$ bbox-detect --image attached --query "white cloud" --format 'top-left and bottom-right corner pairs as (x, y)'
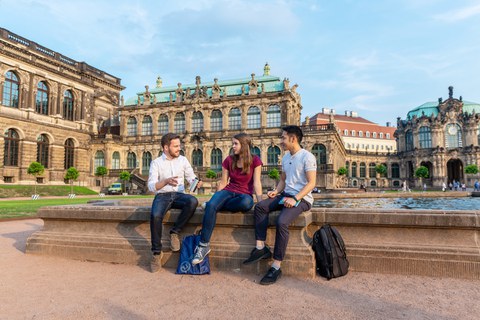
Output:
(434, 3), (480, 22)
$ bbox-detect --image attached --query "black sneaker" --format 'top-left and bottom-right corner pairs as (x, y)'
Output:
(242, 246), (272, 265)
(260, 267), (282, 285)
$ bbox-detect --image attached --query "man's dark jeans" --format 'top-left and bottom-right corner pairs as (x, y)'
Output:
(150, 192), (198, 254)
(254, 193), (311, 261)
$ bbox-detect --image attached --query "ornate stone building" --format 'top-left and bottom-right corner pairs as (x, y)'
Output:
(0, 28), (123, 185)
(91, 64), (346, 190)
(395, 86), (480, 187)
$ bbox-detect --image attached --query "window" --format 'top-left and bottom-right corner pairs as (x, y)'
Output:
(211, 109), (223, 131)
(192, 149), (203, 167)
(250, 146), (261, 158)
(351, 130), (356, 136)
(63, 90), (74, 121)
(142, 116), (153, 135)
(369, 163), (376, 178)
(112, 152), (120, 169)
(346, 161), (350, 177)
(267, 146), (281, 165)
(158, 115), (169, 134)
(418, 126), (432, 149)
(351, 162), (357, 178)
(386, 133), (390, 139)
(359, 162), (366, 178)
(311, 144), (327, 165)
(247, 106), (261, 129)
(37, 134), (49, 168)
(391, 163), (400, 178)
(366, 131), (370, 138)
(94, 151), (105, 171)
(210, 148), (223, 171)
(127, 117), (137, 136)
(359, 131), (363, 137)
(4, 129), (19, 166)
(344, 129), (348, 136)
(373, 132), (377, 138)
(142, 152), (152, 175)
(64, 138), (75, 169)
(379, 133), (384, 139)
(192, 111), (204, 132)
(228, 108), (241, 130)
(36, 81), (49, 115)
(2, 71), (19, 108)
(174, 112), (185, 133)
(266, 105), (281, 128)
(405, 130), (414, 151)
(127, 152), (136, 169)
(445, 123), (462, 148)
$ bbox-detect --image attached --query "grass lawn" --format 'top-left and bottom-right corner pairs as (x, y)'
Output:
(0, 185), (98, 198)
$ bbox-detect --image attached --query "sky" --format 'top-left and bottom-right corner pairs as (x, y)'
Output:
(1, 0), (480, 126)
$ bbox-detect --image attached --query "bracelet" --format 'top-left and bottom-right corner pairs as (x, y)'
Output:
(292, 196), (299, 202)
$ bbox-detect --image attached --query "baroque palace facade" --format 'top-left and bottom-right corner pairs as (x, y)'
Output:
(0, 28), (123, 185)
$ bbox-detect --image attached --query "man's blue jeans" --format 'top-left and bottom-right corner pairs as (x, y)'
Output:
(150, 192), (198, 254)
(200, 190), (254, 243)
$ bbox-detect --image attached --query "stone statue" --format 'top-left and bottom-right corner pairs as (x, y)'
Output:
(175, 83), (183, 102)
(156, 76), (162, 88)
(448, 86), (453, 99)
(120, 95), (124, 107)
(261, 83), (265, 93)
(263, 62), (270, 76)
(241, 85), (245, 95)
(169, 92), (173, 102)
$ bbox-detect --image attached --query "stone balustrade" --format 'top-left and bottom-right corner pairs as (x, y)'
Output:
(26, 199), (480, 279)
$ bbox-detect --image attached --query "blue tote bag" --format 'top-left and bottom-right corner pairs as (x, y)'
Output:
(176, 234), (210, 275)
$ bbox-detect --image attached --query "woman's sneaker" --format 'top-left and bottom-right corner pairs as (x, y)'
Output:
(192, 244), (210, 265)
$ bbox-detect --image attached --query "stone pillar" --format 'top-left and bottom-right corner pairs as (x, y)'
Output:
(185, 110), (192, 133)
(136, 115), (142, 136)
(260, 104), (267, 128)
(168, 112), (175, 133)
(241, 105), (248, 129)
(151, 112), (159, 135)
(203, 109), (211, 132)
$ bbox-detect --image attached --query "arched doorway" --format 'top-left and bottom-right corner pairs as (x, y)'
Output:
(420, 161), (433, 186)
(447, 159), (463, 184)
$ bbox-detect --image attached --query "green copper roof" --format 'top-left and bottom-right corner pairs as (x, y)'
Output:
(125, 75), (285, 106)
(406, 100), (480, 119)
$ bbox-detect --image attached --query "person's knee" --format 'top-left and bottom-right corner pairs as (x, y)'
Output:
(187, 196), (199, 209)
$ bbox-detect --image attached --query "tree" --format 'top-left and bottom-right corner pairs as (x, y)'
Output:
(206, 169), (217, 193)
(27, 162), (45, 196)
(375, 164), (387, 177)
(415, 166), (429, 188)
(465, 164), (479, 175)
(64, 167), (80, 195)
(95, 166), (108, 191)
(119, 171), (131, 194)
(337, 167), (347, 176)
(268, 168), (280, 189)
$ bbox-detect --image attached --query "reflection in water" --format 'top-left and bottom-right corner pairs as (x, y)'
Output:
(313, 197), (480, 210)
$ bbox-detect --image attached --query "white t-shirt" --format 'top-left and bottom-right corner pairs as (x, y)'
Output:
(281, 149), (317, 205)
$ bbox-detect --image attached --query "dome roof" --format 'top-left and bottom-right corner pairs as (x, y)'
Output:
(406, 100), (480, 119)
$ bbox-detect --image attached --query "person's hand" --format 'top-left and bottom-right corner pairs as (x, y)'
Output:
(283, 197), (297, 208)
(267, 190), (278, 198)
(165, 176), (179, 186)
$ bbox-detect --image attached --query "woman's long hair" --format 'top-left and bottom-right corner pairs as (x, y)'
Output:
(231, 133), (253, 174)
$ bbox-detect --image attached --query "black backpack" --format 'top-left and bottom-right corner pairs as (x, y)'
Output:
(312, 224), (349, 280)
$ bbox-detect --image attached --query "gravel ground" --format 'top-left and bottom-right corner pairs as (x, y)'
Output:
(1, 219), (478, 320)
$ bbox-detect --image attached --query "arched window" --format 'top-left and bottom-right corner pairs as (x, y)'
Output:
(266, 105), (281, 128)
(142, 116), (153, 135)
(174, 112), (185, 133)
(445, 123), (462, 148)
(351, 162), (357, 178)
(211, 109), (223, 131)
(366, 131), (370, 138)
(311, 144), (327, 165)
(127, 152), (136, 169)
(351, 130), (356, 137)
(192, 149), (203, 167)
(391, 163), (400, 178)
(380, 163), (388, 177)
(250, 146), (261, 158)
(2, 71), (19, 108)
(247, 106), (261, 129)
(359, 131), (363, 137)
(418, 126), (431, 148)
(127, 117), (137, 136)
(369, 163), (376, 178)
(63, 90), (74, 121)
(359, 162), (366, 178)
(386, 133), (390, 139)
(142, 152), (152, 175)
(158, 115), (169, 134)
(64, 138), (75, 169)
(210, 148), (223, 171)
(344, 129), (348, 136)
(373, 132), (377, 138)
(37, 134), (49, 168)
(228, 108), (241, 130)
(267, 146), (281, 165)
(405, 130), (414, 151)
(192, 111), (204, 132)
(94, 151), (105, 171)
(112, 151), (120, 169)
(36, 81), (49, 115)
(4, 129), (19, 166)
(379, 133), (384, 138)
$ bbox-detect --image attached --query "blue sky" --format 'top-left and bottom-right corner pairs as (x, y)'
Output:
(1, 0), (479, 125)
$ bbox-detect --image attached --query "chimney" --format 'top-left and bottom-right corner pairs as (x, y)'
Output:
(322, 108), (330, 114)
(351, 111), (358, 117)
(386, 122), (391, 127)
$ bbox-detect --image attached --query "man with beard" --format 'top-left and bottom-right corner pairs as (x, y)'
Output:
(147, 133), (202, 273)
(243, 125), (317, 285)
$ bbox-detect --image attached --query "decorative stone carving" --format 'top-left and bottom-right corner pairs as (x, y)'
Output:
(248, 73), (258, 95)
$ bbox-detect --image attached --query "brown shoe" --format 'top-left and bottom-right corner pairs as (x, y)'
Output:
(150, 252), (162, 273)
(170, 233), (181, 252)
